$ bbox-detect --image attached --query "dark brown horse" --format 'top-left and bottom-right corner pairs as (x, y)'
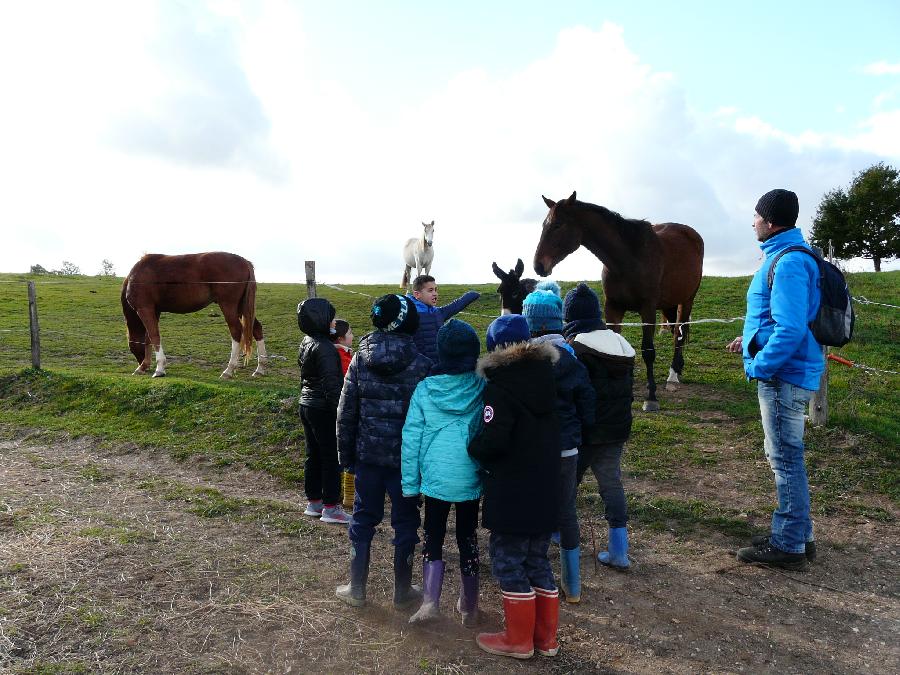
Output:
(492, 258), (537, 315)
(534, 192), (704, 411)
(121, 252), (267, 378)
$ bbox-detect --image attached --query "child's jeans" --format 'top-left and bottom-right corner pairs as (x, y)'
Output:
(558, 453), (580, 549)
(299, 405), (341, 505)
(422, 496), (479, 576)
(349, 462), (420, 548)
(577, 442), (627, 528)
(489, 532), (556, 593)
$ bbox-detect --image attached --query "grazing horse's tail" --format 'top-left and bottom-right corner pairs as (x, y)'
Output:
(120, 278), (146, 363)
(239, 271), (257, 364)
(401, 266), (410, 290)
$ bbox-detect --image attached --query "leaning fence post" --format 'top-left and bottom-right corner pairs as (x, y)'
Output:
(305, 261), (317, 299)
(27, 281), (41, 370)
(809, 243), (830, 427)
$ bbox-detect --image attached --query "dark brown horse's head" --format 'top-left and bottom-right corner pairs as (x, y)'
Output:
(534, 191), (583, 277)
(492, 258), (536, 315)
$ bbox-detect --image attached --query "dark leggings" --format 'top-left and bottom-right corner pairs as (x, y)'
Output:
(422, 496), (480, 576)
(299, 405), (341, 505)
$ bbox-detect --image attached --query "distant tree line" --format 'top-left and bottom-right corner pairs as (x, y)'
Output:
(29, 259), (116, 277)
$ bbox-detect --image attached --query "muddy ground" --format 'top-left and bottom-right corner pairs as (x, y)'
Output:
(1, 433), (897, 674)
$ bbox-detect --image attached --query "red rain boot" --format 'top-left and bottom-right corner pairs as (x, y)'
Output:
(475, 590), (535, 659)
(533, 587), (559, 657)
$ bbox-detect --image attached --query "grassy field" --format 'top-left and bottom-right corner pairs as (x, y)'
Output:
(1, 270), (898, 673)
(1, 270), (897, 487)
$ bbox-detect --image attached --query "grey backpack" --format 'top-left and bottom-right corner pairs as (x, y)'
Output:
(767, 246), (855, 347)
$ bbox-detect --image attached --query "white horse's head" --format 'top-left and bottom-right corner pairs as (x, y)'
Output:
(422, 221), (434, 247)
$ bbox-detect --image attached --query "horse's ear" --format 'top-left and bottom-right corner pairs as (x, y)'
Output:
(514, 259), (524, 277)
(492, 262), (507, 281)
(568, 191), (577, 202)
(542, 195), (556, 209)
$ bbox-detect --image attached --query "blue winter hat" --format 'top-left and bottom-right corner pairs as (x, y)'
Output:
(562, 283), (606, 338)
(535, 279), (561, 297)
(522, 289), (564, 333)
(435, 319), (480, 374)
(486, 314), (530, 352)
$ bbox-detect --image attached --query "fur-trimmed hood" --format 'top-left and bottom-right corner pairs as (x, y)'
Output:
(476, 340), (559, 377)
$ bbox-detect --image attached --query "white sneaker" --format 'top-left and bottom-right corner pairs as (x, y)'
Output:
(303, 500), (323, 517)
(321, 504), (351, 525)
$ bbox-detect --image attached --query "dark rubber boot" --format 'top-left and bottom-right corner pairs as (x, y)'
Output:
(393, 543), (422, 610)
(335, 540), (370, 607)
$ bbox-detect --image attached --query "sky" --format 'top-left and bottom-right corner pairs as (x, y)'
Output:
(2, 0), (899, 284)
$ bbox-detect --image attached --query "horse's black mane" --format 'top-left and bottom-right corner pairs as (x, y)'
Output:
(578, 202), (652, 248)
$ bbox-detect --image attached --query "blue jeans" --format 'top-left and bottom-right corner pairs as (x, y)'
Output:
(349, 462), (421, 548)
(757, 378), (814, 554)
(489, 532), (556, 593)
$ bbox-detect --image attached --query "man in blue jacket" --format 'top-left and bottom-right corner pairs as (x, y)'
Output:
(727, 189), (823, 571)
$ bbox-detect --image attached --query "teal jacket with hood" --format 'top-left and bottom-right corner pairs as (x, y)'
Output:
(400, 371), (485, 502)
(741, 228), (824, 391)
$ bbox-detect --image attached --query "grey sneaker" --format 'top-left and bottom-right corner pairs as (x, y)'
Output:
(321, 504), (351, 525)
(303, 500), (323, 517)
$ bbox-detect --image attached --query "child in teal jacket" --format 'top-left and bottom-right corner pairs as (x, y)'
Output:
(401, 319), (485, 626)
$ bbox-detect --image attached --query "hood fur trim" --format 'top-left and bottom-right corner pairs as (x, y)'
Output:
(476, 340), (559, 377)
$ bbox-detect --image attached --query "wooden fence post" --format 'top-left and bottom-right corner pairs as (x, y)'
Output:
(809, 243), (830, 427)
(305, 261), (317, 299)
(27, 281), (41, 370)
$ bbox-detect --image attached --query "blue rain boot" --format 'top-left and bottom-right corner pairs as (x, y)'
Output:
(559, 547), (581, 604)
(598, 527), (630, 570)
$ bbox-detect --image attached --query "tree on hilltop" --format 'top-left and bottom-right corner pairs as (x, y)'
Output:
(811, 162), (900, 271)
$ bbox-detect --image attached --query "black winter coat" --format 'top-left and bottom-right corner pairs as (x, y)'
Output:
(569, 330), (635, 444)
(337, 330), (432, 470)
(297, 298), (343, 410)
(532, 334), (596, 451)
(468, 341), (560, 535)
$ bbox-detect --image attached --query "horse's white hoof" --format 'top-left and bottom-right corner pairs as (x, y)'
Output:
(152, 371), (166, 378)
(132, 367), (148, 376)
(251, 370), (265, 378)
(220, 371), (233, 379)
(642, 400), (660, 412)
(665, 382), (680, 392)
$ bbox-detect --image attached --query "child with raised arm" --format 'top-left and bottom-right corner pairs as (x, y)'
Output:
(406, 274), (480, 362)
(401, 319), (485, 626)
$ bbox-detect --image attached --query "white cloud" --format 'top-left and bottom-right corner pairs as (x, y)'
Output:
(2, 5), (899, 288)
(863, 61), (900, 75)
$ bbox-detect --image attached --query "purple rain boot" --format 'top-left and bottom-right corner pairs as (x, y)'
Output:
(409, 559), (445, 623)
(456, 572), (479, 628)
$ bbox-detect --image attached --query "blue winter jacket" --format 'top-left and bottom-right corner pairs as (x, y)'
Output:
(406, 292), (481, 363)
(400, 371), (485, 502)
(531, 334), (596, 451)
(741, 228), (824, 391)
(337, 330), (432, 470)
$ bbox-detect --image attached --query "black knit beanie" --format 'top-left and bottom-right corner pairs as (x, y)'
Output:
(371, 294), (419, 335)
(755, 189), (799, 229)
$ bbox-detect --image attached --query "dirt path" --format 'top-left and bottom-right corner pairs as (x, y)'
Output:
(1, 435), (898, 674)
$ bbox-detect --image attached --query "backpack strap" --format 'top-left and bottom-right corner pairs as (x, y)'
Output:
(767, 245), (823, 289)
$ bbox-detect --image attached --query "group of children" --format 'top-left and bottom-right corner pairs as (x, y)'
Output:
(296, 275), (635, 660)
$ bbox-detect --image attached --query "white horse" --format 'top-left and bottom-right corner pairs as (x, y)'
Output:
(401, 221), (435, 291)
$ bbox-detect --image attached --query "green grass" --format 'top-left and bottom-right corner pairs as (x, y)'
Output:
(0, 271), (897, 513)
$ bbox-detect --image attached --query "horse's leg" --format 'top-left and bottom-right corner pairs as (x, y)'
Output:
(604, 302), (625, 335)
(220, 303), (244, 379)
(136, 308), (166, 377)
(401, 264), (411, 291)
(252, 318), (267, 377)
(129, 322), (149, 374)
(639, 306), (659, 412)
(667, 300), (693, 391)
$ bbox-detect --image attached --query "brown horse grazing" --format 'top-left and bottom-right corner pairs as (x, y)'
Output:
(534, 192), (704, 411)
(121, 252), (267, 378)
(492, 258), (537, 315)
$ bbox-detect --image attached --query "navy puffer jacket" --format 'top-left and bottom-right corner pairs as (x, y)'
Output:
(337, 330), (432, 470)
(406, 292), (480, 362)
(532, 334), (596, 451)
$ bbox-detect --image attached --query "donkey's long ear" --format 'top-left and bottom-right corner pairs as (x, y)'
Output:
(492, 262), (507, 281)
(568, 191), (577, 202)
(542, 195), (556, 209)
(514, 259), (524, 278)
